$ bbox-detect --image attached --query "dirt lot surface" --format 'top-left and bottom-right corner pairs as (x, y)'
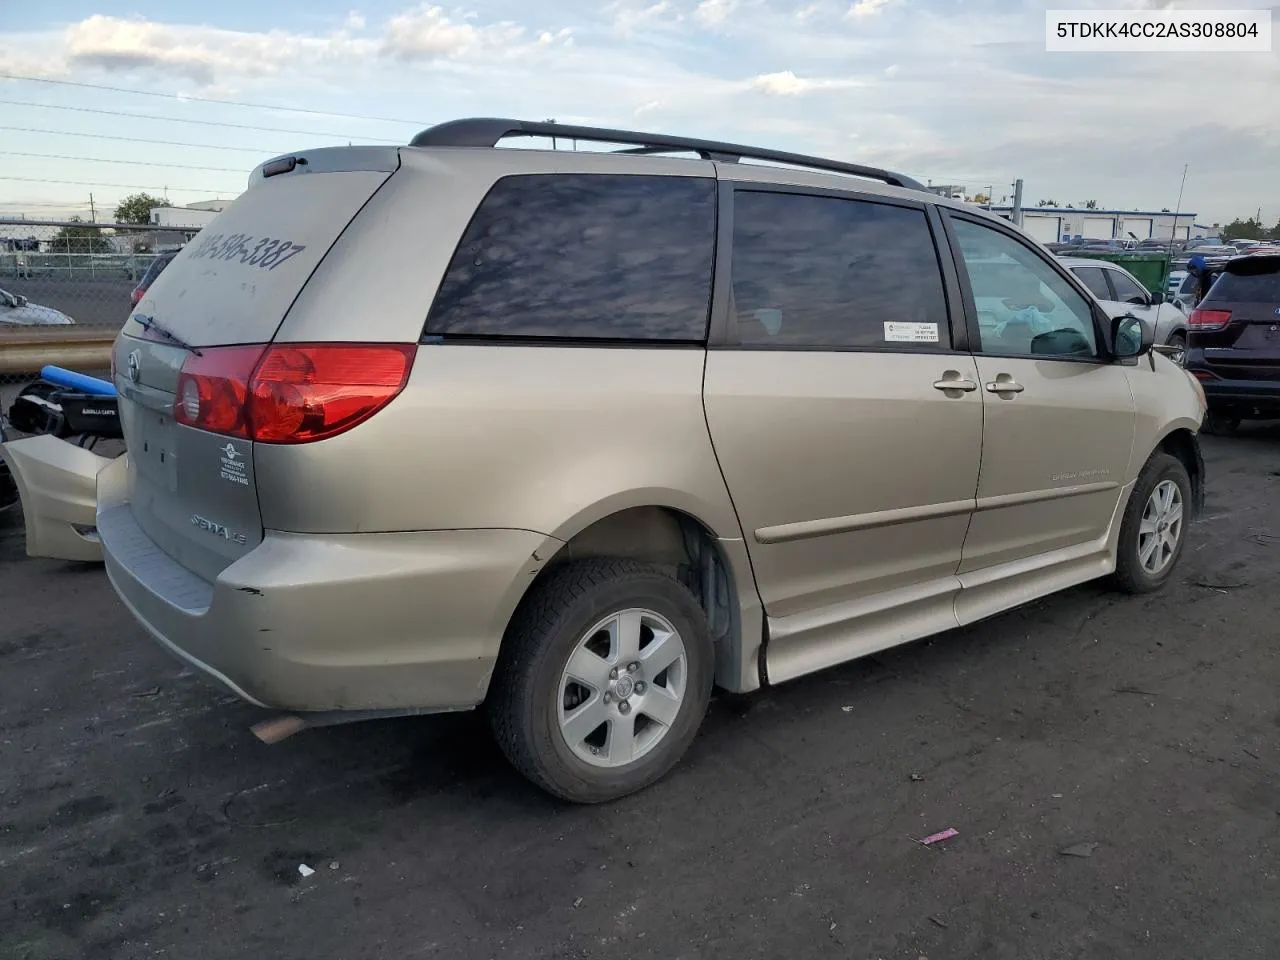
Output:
(2, 428), (1279, 960)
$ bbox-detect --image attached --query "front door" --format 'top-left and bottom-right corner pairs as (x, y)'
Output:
(945, 214), (1137, 579)
(702, 187), (983, 682)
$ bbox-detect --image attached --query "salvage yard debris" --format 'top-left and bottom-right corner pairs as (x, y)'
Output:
(918, 828), (959, 846)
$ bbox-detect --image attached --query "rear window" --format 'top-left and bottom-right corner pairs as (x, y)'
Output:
(1208, 270), (1280, 303)
(426, 174), (716, 341)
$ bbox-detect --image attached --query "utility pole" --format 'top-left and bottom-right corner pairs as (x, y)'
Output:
(88, 193), (96, 222)
(1011, 178), (1024, 226)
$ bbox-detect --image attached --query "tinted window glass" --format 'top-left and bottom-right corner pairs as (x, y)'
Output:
(427, 174), (715, 341)
(730, 191), (950, 349)
(1073, 266), (1112, 300)
(141, 254), (173, 286)
(1207, 269), (1280, 302)
(1107, 269), (1148, 303)
(952, 218), (1098, 358)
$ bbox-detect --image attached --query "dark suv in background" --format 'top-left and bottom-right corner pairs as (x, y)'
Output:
(1185, 254), (1280, 434)
(129, 252), (176, 307)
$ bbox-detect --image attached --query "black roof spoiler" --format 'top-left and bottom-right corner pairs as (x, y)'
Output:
(1223, 253), (1280, 275)
(408, 117), (926, 192)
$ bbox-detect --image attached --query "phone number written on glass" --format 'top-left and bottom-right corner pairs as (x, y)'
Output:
(188, 233), (308, 271)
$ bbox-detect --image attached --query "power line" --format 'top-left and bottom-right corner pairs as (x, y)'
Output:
(0, 151), (247, 173)
(0, 72), (428, 126)
(1, 176), (235, 193)
(0, 125), (278, 154)
(0, 98), (405, 142)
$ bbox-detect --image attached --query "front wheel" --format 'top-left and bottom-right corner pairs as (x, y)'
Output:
(1111, 453), (1192, 595)
(488, 559), (714, 803)
(1166, 332), (1186, 366)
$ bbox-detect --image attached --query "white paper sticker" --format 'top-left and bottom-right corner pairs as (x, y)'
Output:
(883, 321), (940, 343)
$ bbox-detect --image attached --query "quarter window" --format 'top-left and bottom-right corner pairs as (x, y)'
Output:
(1107, 269), (1149, 304)
(730, 191), (951, 349)
(427, 174), (716, 341)
(1073, 266), (1112, 301)
(952, 218), (1099, 358)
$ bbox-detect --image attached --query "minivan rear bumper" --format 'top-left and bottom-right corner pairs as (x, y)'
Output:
(96, 457), (560, 712)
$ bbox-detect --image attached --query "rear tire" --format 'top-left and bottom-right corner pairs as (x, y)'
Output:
(488, 558), (714, 803)
(1202, 411), (1240, 436)
(1111, 453), (1192, 595)
(1166, 332), (1186, 366)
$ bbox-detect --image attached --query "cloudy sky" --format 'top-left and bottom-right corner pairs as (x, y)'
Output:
(0, 1), (1276, 224)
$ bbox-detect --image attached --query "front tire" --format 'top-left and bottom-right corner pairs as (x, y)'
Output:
(1111, 453), (1191, 595)
(488, 558), (714, 803)
(1166, 332), (1186, 366)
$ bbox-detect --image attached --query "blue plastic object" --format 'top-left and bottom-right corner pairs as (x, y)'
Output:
(39, 365), (118, 398)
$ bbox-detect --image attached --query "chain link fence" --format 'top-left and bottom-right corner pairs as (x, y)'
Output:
(1, 219), (200, 396)
(1, 219), (202, 446)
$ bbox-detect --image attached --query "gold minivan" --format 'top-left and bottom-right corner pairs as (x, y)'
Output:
(2, 119), (1207, 802)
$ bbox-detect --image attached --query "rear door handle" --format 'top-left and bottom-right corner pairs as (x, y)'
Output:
(985, 376), (1025, 395)
(933, 373), (978, 393)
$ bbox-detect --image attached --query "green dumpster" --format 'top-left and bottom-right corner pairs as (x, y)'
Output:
(1062, 252), (1171, 295)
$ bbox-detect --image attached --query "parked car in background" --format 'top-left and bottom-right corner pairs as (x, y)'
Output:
(1060, 257), (1189, 362)
(130, 252), (176, 307)
(1184, 253), (1280, 433)
(0, 288), (74, 326)
(4, 118), (1208, 803)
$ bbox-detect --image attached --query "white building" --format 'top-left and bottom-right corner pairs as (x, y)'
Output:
(148, 199), (231, 229)
(989, 206), (1200, 244)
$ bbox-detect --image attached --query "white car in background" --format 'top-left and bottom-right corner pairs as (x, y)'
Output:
(0, 288), (74, 326)
(1059, 257), (1188, 363)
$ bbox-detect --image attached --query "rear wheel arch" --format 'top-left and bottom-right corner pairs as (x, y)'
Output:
(501, 502), (760, 694)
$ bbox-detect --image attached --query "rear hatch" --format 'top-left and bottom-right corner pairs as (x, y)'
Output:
(1189, 255), (1280, 382)
(114, 147), (399, 582)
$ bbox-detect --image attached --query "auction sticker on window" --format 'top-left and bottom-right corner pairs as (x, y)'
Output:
(884, 321), (940, 343)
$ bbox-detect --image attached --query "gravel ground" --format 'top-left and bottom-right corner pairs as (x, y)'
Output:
(2, 427), (1279, 960)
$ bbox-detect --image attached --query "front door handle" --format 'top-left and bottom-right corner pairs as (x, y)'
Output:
(985, 374), (1025, 395)
(933, 372), (978, 393)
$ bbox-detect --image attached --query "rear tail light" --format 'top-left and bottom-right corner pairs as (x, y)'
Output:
(174, 343), (415, 444)
(1187, 308), (1231, 331)
(1190, 369), (1220, 381)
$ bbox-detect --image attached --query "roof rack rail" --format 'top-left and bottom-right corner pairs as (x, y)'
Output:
(408, 117), (925, 191)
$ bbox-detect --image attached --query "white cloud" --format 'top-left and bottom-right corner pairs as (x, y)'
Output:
(847, 0), (898, 18)
(883, 63), (899, 77)
(749, 70), (864, 95)
(613, 2), (672, 35)
(693, 0), (737, 26)
(381, 5), (523, 60)
(61, 15), (378, 84)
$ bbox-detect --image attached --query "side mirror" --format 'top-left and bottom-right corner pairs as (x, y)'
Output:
(14, 295), (28, 307)
(1148, 290), (1165, 305)
(1111, 314), (1154, 358)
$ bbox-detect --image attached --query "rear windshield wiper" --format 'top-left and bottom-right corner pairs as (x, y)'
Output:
(133, 314), (202, 356)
